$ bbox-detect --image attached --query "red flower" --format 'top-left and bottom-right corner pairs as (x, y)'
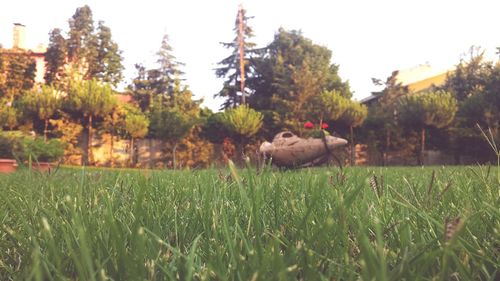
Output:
(304, 121), (314, 129)
(321, 123), (329, 129)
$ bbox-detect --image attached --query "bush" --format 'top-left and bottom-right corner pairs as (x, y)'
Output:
(0, 131), (23, 159)
(0, 134), (14, 158)
(20, 137), (64, 162)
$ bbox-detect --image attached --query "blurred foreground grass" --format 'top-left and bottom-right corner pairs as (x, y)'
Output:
(0, 165), (498, 280)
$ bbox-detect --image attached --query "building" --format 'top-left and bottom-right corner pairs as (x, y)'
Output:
(1, 23), (47, 84)
(361, 63), (453, 106)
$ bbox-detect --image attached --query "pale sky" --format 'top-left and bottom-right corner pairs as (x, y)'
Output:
(1, 0), (499, 111)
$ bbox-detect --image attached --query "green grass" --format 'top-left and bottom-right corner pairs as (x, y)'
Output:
(0, 165), (498, 280)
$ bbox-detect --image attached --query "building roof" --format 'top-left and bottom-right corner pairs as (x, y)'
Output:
(359, 94), (380, 104)
(361, 64), (453, 105)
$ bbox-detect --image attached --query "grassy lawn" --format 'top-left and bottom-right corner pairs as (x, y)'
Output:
(0, 165), (498, 280)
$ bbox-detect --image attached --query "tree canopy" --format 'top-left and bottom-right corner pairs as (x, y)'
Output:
(46, 5), (123, 87)
(129, 34), (183, 112)
(248, 29), (351, 133)
(397, 91), (458, 164)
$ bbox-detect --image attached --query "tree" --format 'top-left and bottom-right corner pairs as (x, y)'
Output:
(49, 112), (83, 164)
(124, 111), (149, 167)
(340, 101), (367, 165)
(149, 80), (200, 169)
(249, 29), (351, 133)
(128, 34), (182, 112)
(443, 49), (499, 162)
(215, 5), (258, 108)
(156, 34), (183, 93)
(92, 21), (124, 86)
(150, 107), (195, 169)
(66, 5), (123, 84)
(44, 28), (67, 86)
(128, 64), (157, 112)
(444, 47), (491, 102)
(199, 110), (234, 163)
(67, 5), (96, 73)
(0, 99), (17, 130)
(222, 104), (263, 161)
(200, 111), (233, 144)
(68, 79), (116, 165)
(318, 90), (349, 121)
(363, 71), (410, 165)
(277, 58), (325, 132)
(397, 91), (457, 165)
(23, 85), (63, 141)
(99, 102), (128, 167)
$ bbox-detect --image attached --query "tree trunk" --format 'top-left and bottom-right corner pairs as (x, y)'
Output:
(235, 135), (246, 166)
(110, 132), (114, 168)
(238, 6), (246, 104)
(149, 138), (154, 169)
(239, 139), (245, 166)
(130, 137), (135, 167)
(350, 125), (355, 166)
(172, 142), (178, 169)
(44, 118), (49, 143)
(87, 115), (94, 166)
(419, 127), (426, 166)
(383, 129), (390, 166)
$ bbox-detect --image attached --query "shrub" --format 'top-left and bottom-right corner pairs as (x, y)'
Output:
(0, 134), (14, 158)
(0, 131), (23, 159)
(20, 137), (64, 162)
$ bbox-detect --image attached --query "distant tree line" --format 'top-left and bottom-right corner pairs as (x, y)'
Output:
(362, 47), (499, 165)
(1, 5), (498, 167)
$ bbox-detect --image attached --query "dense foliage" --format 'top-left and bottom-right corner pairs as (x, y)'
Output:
(0, 4), (497, 167)
(248, 29), (352, 134)
(397, 91), (457, 164)
(443, 51), (500, 163)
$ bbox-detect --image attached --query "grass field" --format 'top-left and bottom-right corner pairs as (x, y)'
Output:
(0, 164), (499, 280)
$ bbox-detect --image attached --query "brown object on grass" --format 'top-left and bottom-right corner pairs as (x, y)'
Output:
(260, 131), (348, 168)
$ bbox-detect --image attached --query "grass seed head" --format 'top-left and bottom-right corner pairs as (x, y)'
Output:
(445, 217), (462, 243)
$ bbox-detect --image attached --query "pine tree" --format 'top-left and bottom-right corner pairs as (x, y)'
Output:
(23, 85), (63, 141)
(156, 34), (183, 94)
(67, 5), (96, 73)
(149, 78), (200, 169)
(443, 51), (499, 162)
(397, 91), (457, 165)
(129, 34), (182, 112)
(222, 104), (263, 162)
(44, 28), (67, 86)
(68, 79), (116, 165)
(215, 5), (257, 109)
(124, 111), (149, 166)
(66, 6), (123, 84)
(341, 101), (368, 165)
(128, 64), (157, 112)
(93, 21), (124, 86)
(366, 71), (409, 165)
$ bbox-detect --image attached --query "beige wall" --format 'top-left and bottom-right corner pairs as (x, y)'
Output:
(91, 135), (178, 168)
(34, 55), (46, 84)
